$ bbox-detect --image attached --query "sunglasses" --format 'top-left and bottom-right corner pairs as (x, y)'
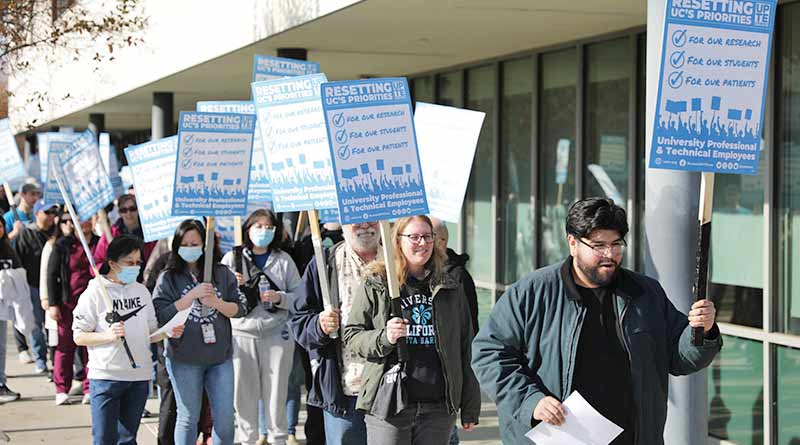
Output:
(44, 209), (59, 216)
(119, 206), (138, 214)
(60, 218), (73, 225)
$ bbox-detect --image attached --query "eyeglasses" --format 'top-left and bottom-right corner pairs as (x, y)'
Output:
(60, 218), (73, 225)
(399, 233), (435, 244)
(119, 206), (138, 214)
(44, 209), (59, 216)
(577, 237), (626, 257)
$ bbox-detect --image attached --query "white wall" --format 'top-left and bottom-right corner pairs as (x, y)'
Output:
(7, 0), (359, 133)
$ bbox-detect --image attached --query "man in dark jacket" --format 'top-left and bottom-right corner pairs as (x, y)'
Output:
(431, 217), (479, 333)
(289, 222), (380, 445)
(289, 221), (343, 445)
(472, 198), (722, 445)
(13, 200), (57, 373)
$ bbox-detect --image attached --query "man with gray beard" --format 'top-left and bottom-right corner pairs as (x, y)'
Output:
(289, 222), (380, 445)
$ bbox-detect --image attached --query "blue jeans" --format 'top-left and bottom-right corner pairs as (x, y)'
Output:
(89, 379), (150, 445)
(27, 288), (48, 370)
(448, 424), (460, 444)
(167, 357), (235, 445)
(0, 320), (7, 385)
(323, 396), (367, 445)
(286, 347), (304, 436)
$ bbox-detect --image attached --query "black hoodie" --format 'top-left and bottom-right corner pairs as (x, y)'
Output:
(445, 248), (479, 333)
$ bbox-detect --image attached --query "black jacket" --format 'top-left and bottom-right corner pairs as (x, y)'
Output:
(14, 223), (53, 287)
(291, 226), (344, 275)
(47, 234), (98, 307)
(445, 248), (479, 332)
(288, 242), (351, 417)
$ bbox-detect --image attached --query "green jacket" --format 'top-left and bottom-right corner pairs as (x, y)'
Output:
(342, 270), (482, 425)
(471, 259), (722, 444)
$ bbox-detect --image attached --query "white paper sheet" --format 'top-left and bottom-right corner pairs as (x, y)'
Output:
(149, 308), (190, 340)
(525, 392), (624, 445)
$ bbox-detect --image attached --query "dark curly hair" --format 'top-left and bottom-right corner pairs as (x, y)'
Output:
(565, 198), (628, 239)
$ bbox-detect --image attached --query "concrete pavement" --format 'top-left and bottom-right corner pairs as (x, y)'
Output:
(1, 325), (501, 444)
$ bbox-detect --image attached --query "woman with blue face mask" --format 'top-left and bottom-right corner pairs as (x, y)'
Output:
(221, 209), (301, 445)
(152, 219), (248, 445)
(74, 234), (185, 445)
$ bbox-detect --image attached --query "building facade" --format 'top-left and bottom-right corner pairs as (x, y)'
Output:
(8, 0), (799, 443)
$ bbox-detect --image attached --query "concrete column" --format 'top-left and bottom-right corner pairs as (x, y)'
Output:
(88, 113), (105, 136)
(644, 1), (709, 444)
(152, 92), (174, 140)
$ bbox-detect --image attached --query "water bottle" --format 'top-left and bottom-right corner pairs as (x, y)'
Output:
(259, 275), (274, 312)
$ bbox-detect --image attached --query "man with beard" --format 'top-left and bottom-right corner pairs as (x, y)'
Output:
(471, 198), (722, 445)
(289, 222), (380, 445)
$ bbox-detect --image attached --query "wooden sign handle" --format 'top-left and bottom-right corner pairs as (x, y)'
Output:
(203, 217), (216, 284)
(54, 168), (137, 368)
(2, 182), (19, 222)
(379, 220), (407, 362)
(98, 209), (114, 241)
(309, 210), (338, 339)
(692, 172), (715, 346)
(233, 216), (243, 275)
(295, 210), (307, 242)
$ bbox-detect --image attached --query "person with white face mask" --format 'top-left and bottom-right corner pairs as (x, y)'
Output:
(74, 235), (185, 444)
(153, 219), (248, 445)
(220, 209), (301, 445)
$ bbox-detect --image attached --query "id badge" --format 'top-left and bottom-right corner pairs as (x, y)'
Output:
(201, 323), (216, 344)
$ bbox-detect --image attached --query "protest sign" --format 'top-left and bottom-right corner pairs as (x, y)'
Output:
(0, 119), (27, 188)
(171, 111), (256, 217)
(197, 101), (272, 207)
(649, 0), (776, 174)
(414, 102), (483, 223)
(252, 55), (320, 82)
(56, 129), (115, 221)
(649, 0), (777, 345)
(124, 137), (189, 242)
(321, 77), (428, 355)
(38, 132), (78, 185)
(321, 77), (428, 225)
(251, 73), (337, 213)
(99, 133), (124, 197)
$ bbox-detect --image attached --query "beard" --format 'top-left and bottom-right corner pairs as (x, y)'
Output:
(344, 226), (379, 252)
(575, 255), (621, 287)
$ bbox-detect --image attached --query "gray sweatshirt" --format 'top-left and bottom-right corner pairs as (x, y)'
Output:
(152, 264), (247, 365)
(220, 248), (301, 338)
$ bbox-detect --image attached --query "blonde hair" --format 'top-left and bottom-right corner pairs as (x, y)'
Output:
(365, 215), (447, 288)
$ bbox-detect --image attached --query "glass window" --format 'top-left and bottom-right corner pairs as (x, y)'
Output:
(540, 49), (577, 265)
(777, 345), (800, 444)
(412, 76), (434, 104)
(708, 335), (763, 444)
(778, 3), (800, 335)
(708, 170), (765, 329)
(501, 57), (533, 283)
(437, 71), (464, 251)
(477, 287), (494, 329)
(586, 39), (631, 209)
(465, 65), (496, 283)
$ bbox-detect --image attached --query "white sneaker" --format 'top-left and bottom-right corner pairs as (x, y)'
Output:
(68, 381), (83, 396)
(55, 393), (70, 406)
(81, 394), (90, 405)
(17, 351), (33, 364)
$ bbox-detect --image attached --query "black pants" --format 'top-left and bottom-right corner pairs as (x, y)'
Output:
(298, 344), (326, 445)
